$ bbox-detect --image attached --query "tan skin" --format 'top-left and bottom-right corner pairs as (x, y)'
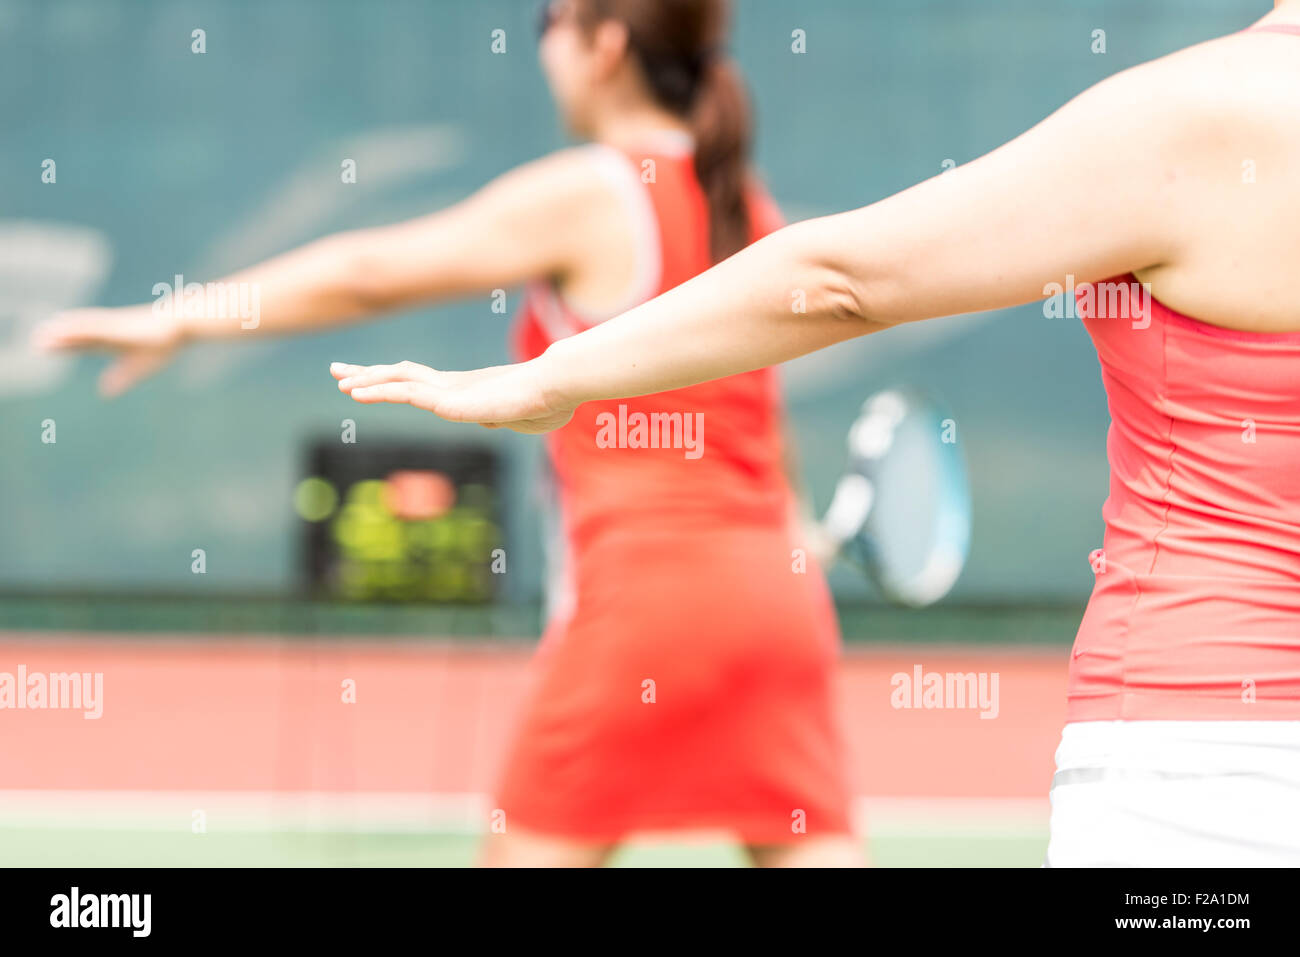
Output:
(324, 1), (1300, 435)
(35, 1), (864, 868)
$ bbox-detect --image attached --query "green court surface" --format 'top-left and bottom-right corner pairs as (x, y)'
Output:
(0, 827), (1047, 868)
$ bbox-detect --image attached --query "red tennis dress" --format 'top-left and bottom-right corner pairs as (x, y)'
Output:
(498, 140), (852, 842)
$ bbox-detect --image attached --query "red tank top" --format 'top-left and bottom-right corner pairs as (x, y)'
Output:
(511, 142), (794, 551)
(1070, 275), (1300, 720)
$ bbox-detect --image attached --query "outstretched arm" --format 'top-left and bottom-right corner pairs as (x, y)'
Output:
(177, 150), (604, 339)
(335, 50), (1214, 426)
(34, 149), (606, 394)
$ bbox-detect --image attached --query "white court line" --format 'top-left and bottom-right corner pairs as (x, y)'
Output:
(0, 790), (1049, 839)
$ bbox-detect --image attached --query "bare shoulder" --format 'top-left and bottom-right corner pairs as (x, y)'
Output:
(1117, 29), (1300, 131)
(1036, 27), (1300, 202)
(474, 145), (639, 298)
(484, 146), (626, 209)
(1118, 26), (1300, 327)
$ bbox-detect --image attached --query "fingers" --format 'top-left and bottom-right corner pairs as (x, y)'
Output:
(99, 349), (171, 398)
(331, 361), (439, 393)
(331, 361), (443, 413)
(328, 359), (556, 428)
(33, 312), (106, 351)
(34, 306), (176, 353)
(343, 377), (482, 419)
(347, 381), (433, 410)
(328, 362), (365, 380)
(31, 322), (60, 352)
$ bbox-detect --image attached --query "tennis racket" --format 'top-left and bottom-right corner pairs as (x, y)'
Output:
(819, 388), (971, 607)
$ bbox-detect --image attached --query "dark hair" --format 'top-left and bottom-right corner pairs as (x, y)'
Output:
(577, 0), (752, 263)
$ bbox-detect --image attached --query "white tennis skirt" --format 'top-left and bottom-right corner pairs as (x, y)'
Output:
(1045, 720), (1300, 867)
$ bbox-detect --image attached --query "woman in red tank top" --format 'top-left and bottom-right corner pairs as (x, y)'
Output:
(40, 0), (858, 867)
(336, 4), (1300, 866)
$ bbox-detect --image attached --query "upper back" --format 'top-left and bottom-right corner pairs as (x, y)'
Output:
(512, 140), (794, 535)
(1135, 22), (1300, 332)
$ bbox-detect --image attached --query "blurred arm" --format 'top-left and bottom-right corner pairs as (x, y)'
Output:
(181, 149), (605, 340)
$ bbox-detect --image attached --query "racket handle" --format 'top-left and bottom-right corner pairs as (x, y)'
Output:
(820, 472), (875, 549)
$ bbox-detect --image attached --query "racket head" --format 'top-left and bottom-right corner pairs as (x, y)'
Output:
(823, 388), (971, 607)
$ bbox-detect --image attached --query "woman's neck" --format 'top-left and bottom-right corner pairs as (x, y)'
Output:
(591, 103), (693, 154)
(1257, 1), (1300, 27)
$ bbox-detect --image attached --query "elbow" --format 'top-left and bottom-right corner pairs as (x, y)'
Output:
(781, 218), (873, 327)
(783, 214), (912, 329)
(320, 233), (402, 313)
(816, 263), (869, 325)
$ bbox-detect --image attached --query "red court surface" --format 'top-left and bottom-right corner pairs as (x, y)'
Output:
(0, 635), (1067, 801)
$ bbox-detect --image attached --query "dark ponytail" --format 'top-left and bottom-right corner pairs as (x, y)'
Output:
(577, 0), (753, 263)
(690, 54), (751, 262)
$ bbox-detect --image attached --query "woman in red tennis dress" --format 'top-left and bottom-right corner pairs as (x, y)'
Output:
(40, 0), (857, 866)
(504, 134), (851, 856)
(494, 2), (854, 866)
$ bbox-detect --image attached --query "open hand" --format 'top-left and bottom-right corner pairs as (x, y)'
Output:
(32, 305), (182, 397)
(331, 359), (575, 434)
